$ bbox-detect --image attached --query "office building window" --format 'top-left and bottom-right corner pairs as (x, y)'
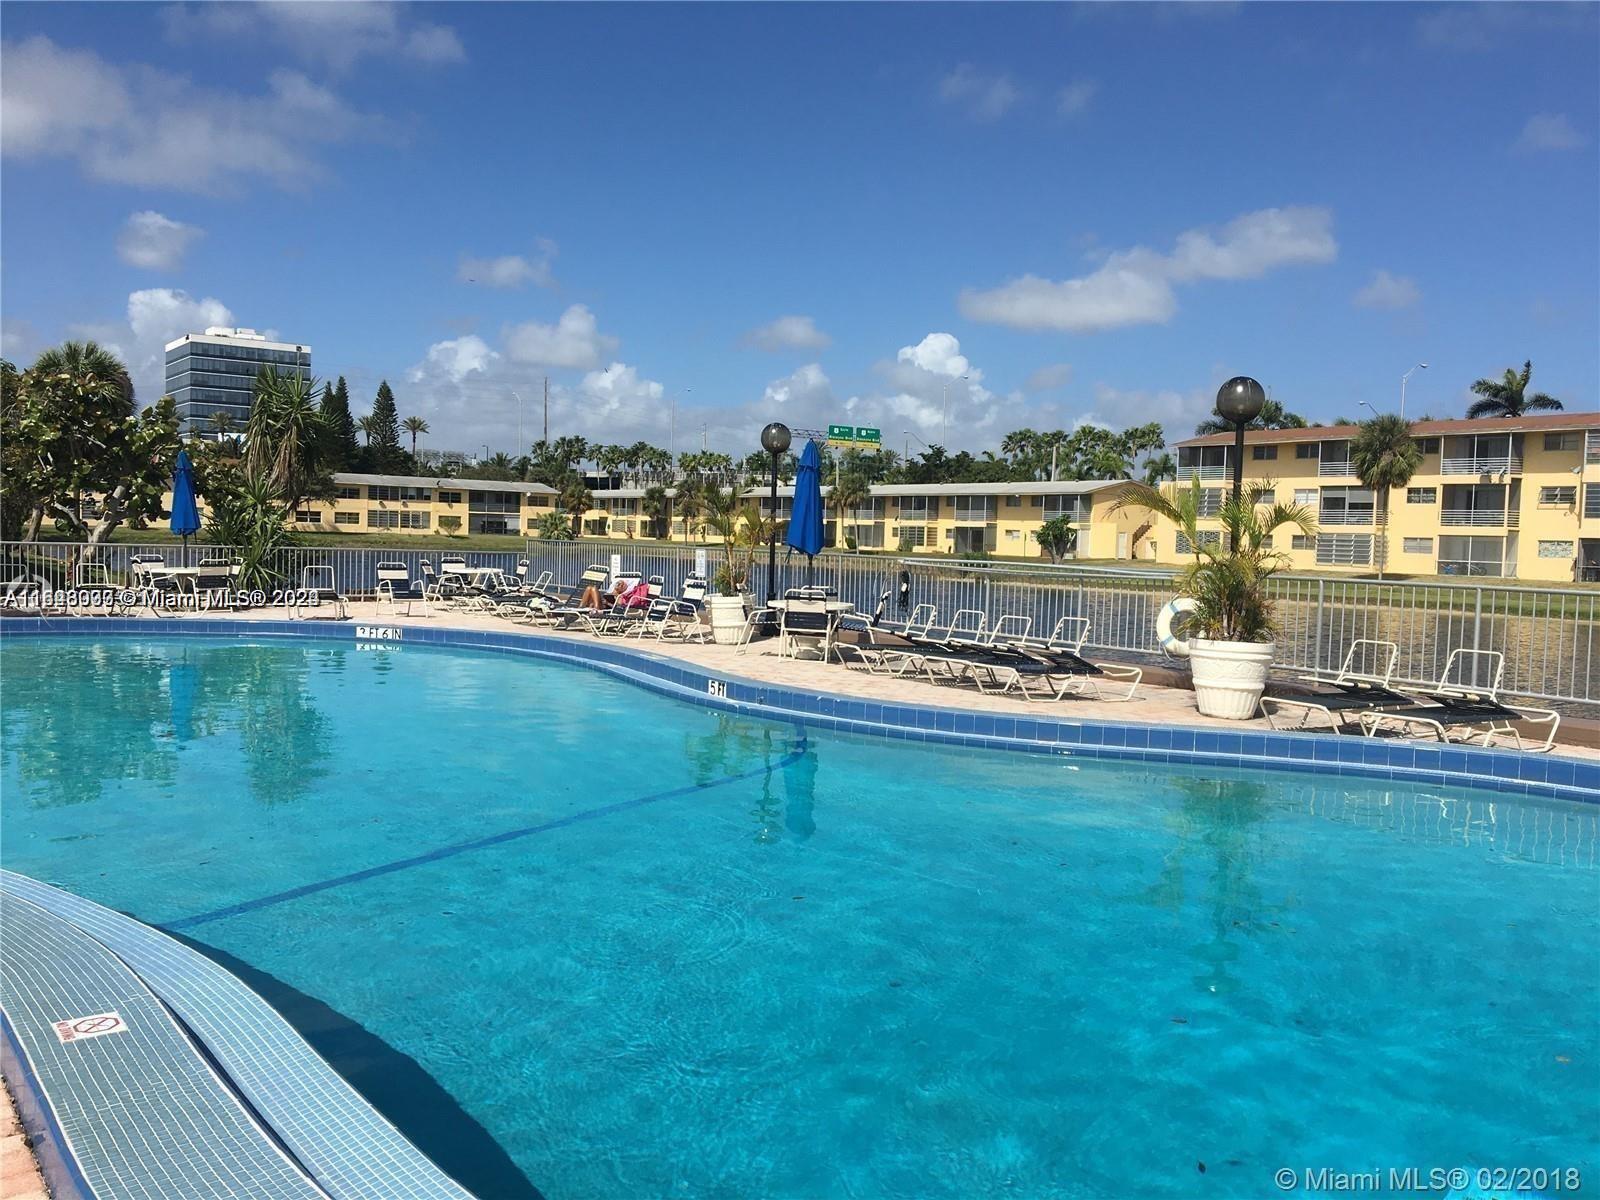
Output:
(368, 510), (399, 528)
(368, 485), (431, 502)
(1538, 486), (1577, 506)
(1544, 432), (1580, 452)
(1406, 487), (1436, 504)
(294, 509), (319, 523)
(1252, 445), (1277, 460)
(400, 512), (429, 529)
(335, 485), (360, 499)
(1402, 537), (1433, 554)
(1538, 540), (1575, 559)
(334, 511), (359, 525)
(437, 490), (462, 504)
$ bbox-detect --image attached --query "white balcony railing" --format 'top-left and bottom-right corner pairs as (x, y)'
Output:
(1441, 456), (1522, 476)
(1440, 507), (1509, 527)
(1318, 510), (1374, 526)
(1317, 459), (1354, 477)
(1180, 463), (1230, 481)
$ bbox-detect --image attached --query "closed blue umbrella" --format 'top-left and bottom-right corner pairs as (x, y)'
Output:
(784, 438), (826, 582)
(170, 449), (201, 561)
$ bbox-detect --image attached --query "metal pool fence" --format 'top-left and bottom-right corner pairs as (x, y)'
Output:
(3, 539), (1596, 708)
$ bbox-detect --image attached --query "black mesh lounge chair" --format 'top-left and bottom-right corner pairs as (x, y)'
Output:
(1258, 640), (1412, 731)
(958, 645), (1143, 702)
(1356, 650), (1561, 752)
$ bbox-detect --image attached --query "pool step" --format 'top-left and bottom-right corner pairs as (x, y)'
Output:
(0, 872), (476, 1200)
(0, 890), (329, 1199)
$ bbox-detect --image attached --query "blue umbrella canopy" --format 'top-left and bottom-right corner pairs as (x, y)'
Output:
(784, 438), (826, 559)
(169, 449), (201, 538)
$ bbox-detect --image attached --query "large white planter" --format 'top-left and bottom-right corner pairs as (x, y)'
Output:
(707, 595), (748, 646)
(1189, 638), (1275, 720)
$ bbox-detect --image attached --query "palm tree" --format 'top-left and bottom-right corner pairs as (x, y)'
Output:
(1111, 479), (1317, 642)
(1350, 414), (1423, 578)
(355, 415), (378, 446)
(1142, 452), (1176, 485)
(246, 368), (328, 512)
(1467, 360), (1563, 419)
(828, 473), (871, 548)
(558, 476), (593, 537)
(641, 484), (671, 539)
(1194, 398), (1308, 436)
(401, 415), (430, 458)
(31, 341), (134, 414)
(1000, 428), (1038, 464)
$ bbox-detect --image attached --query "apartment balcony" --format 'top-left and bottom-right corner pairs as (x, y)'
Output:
(1441, 455), (1522, 476)
(1316, 459), (1354, 478)
(1317, 510), (1374, 527)
(1446, 505), (1516, 528)
(1181, 463), (1230, 481)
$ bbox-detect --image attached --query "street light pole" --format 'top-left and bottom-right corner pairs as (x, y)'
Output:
(1400, 363), (1427, 421)
(941, 374), (969, 439)
(1214, 377), (1266, 506)
(760, 423), (792, 604)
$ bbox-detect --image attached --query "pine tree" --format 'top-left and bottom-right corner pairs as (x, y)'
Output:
(368, 381), (403, 471)
(319, 375), (359, 469)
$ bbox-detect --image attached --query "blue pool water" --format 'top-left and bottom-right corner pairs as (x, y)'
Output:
(2, 635), (1596, 1199)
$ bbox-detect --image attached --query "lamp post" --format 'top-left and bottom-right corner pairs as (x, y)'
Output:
(760, 422), (791, 603)
(941, 374), (969, 438)
(1214, 377), (1266, 505)
(1400, 363), (1427, 421)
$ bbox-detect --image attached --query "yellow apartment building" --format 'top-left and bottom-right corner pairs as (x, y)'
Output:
(1172, 412), (1600, 582)
(291, 473), (558, 536)
(576, 480), (1145, 560)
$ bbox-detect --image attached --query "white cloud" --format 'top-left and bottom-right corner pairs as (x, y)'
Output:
(1417, 3), (1597, 52)
(409, 335), (500, 384)
(56, 288), (237, 406)
(896, 332), (972, 379)
(960, 205), (1336, 333)
(939, 64), (1021, 121)
(1023, 363), (1073, 392)
(1077, 384), (1217, 437)
(161, 2), (465, 69)
(1352, 269), (1421, 310)
(458, 240), (558, 289)
(0, 35), (390, 194)
(743, 315), (831, 352)
(1056, 79), (1098, 118)
(502, 305), (619, 369)
(762, 363), (833, 408)
(1, 319), (42, 364)
(1515, 113), (1586, 153)
(116, 211), (203, 271)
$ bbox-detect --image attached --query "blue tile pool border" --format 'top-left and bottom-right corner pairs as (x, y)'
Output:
(4, 615), (1594, 805)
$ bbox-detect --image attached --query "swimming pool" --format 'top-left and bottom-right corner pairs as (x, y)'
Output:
(3, 634), (1596, 1198)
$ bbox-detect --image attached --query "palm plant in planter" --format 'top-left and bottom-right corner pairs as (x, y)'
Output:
(698, 497), (781, 643)
(1111, 478), (1317, 718)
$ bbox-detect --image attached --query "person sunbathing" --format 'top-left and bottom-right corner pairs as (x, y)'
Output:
(578, 577), (631, 610)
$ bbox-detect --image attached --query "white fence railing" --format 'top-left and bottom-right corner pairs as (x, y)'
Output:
(2, 540), (1597, 707)
(1441, 456), (1523, 476)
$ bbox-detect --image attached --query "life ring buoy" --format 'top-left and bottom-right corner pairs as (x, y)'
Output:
(1157, 597), (1199, 658)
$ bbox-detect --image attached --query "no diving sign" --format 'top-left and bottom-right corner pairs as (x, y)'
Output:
(54, 1011), (127, 1044)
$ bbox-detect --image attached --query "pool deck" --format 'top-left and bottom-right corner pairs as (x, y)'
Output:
(123, 600), (1600, 761)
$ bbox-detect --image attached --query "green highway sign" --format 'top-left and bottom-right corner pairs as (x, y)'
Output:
(855, 427), (881, 444)
(827, 423), (854, 440)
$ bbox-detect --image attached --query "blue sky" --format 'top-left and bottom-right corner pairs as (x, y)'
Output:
(2, 1), (1596, 457)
